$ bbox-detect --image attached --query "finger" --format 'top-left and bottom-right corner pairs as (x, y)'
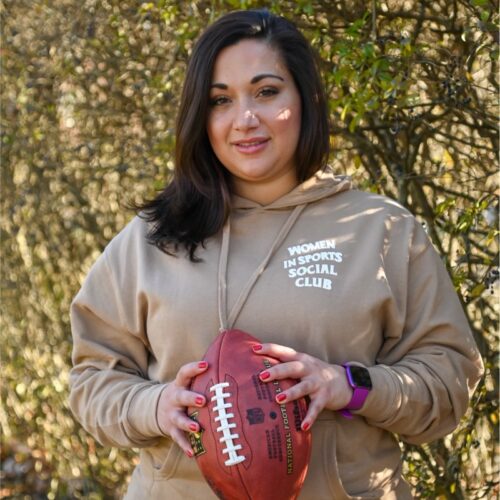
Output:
(300, 398), (324, 431)
(172, 408), (203, 434)
(252, 342), (299, 361)
(259, 360), (306, 383)
(170, 426), (196, 458)
(272, 379), (314, 404)
(175, 360), (209, 387)
(173, 388), (207, 408)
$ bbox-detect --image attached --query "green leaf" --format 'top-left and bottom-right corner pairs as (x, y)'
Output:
(348, 114), (361, 132)
(470, 284), (486, 298)
(340, 103), (350, 122)
(480, 10), (490, 22)
(362, 43), (375, 59)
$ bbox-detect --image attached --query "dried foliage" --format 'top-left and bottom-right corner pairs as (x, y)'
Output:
(1, 0), (498, 498)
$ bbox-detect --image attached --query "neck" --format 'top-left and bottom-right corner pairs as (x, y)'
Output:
(231, 173), (299, 205)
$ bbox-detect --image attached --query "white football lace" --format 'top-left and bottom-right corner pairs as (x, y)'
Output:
(210, 382), (246, 466)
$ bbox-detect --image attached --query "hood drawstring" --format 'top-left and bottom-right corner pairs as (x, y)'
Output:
(218, 204), (307, 332)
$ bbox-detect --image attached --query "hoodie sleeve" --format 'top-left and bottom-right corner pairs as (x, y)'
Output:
(355, 218), (484, 444)
(69, 245), (168, 448)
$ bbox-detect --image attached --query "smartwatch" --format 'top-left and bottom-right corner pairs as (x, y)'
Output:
(340, 364), (372, 418)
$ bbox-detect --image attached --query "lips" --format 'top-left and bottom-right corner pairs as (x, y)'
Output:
(232, 137), (270, 154)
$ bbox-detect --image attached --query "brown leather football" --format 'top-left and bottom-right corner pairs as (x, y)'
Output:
(188, 329), (311, 500)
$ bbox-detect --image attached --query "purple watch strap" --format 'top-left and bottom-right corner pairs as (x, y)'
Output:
(345, 386), (370, 410)
(340, 365), (371, 418)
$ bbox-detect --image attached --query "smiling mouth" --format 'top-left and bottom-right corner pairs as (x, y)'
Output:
(233, 138), (270, 153)
(234, 139), (270, 155)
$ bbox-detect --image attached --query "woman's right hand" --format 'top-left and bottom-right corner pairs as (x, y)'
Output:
(156, 361), (209, 457)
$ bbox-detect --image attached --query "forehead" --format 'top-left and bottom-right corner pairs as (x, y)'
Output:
(211, 39), (288, 82)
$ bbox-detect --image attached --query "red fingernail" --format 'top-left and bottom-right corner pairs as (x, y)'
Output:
(189, 423), (198, 432)
(276, 393), (287, 403)
(195, 396), (204, 406)
(302, 422), (310, 431)
(259, 371), (270, 380)
(186, 449), (194, 458)
(198, 361), (208, 369)
(252, 344), (263, 352)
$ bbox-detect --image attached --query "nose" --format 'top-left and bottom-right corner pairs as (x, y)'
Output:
(234, 106), (259, 131)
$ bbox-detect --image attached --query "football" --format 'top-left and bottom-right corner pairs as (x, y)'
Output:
(188, 329), (311, 500)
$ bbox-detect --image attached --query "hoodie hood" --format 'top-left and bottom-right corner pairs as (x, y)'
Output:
(231, 167), (352, 210)
(219, 168), (351, 330)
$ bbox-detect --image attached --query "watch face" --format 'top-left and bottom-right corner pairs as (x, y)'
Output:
(349, 366), (372, 389)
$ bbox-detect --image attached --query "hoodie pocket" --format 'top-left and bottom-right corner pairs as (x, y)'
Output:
(304, 418), (381, 500)
(148, 440), (183, 480)
(320, 420), (354, 500)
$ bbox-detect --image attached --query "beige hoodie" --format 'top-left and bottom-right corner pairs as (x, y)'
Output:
(69, 169), (483, 499)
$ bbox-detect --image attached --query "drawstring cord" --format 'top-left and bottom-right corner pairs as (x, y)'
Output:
(217, 204), (307, 332)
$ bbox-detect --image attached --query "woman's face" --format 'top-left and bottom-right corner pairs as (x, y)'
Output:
(207, 39), (302, 204)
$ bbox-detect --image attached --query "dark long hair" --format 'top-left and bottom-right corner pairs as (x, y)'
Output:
(138, 9), (330, 260)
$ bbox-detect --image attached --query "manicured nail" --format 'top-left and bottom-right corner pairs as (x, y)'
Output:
(252, 344), (263, 352)
(198, 361), (208, 369)
(185, 449), (194, 458)
(189, 423), (198, 432)
(276, 393), (287, 403)
(195, 396), (204, 406)
(302, 422), (310, 431)
(259, 371), (270, 380)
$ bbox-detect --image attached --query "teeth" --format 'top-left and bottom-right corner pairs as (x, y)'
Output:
(239, 141), (264, 146)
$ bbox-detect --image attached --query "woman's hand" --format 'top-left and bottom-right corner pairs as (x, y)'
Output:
(156, 361), (209, 457)
(252, 343), (353, 431)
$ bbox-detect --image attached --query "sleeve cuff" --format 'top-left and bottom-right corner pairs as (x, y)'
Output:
(355, 364), (402, 423)
(126, 383), (169, 442)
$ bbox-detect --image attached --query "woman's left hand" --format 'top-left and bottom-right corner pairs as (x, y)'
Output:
(252, 343), (353, 431)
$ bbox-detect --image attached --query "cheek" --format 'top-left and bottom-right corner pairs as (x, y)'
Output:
(207, 115), (228, 149)
(274, 98), (301, 138)
(276, 110), (301, 144)
(206, 122), (220, 152)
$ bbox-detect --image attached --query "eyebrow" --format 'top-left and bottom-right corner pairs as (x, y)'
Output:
(210, 73), (284, 89)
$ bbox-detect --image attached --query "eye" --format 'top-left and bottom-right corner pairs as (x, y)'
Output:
(257, 87), (279, 98)
(210, 95), (230, 106)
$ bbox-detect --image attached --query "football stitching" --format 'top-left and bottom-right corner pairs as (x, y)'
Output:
(210, 381), (246, 466)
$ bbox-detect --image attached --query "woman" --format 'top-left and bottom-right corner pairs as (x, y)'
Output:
(69, 9), (483, 499)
